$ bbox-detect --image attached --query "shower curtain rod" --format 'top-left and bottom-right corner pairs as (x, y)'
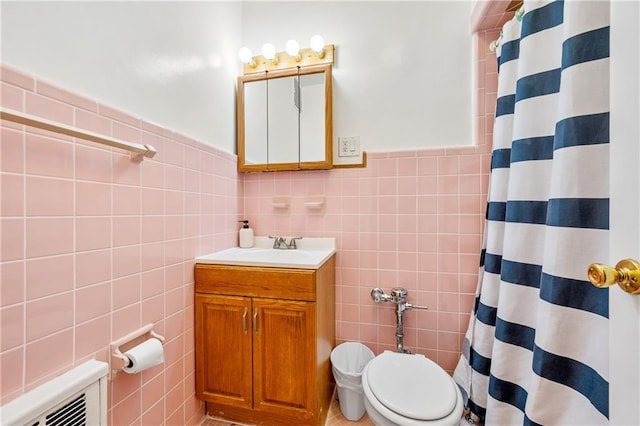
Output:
(489, 4), (525, 52)
(506, 0), (523, 12)
(0, 107), (157, 160)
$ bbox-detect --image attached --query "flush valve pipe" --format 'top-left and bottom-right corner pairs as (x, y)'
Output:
(370, 287), (429, 354)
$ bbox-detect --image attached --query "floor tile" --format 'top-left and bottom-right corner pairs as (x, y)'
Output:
(200, 395), (374, 426)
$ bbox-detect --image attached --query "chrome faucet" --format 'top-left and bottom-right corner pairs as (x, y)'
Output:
(371, 287), (429, 353)
(269, 236), (303, 249)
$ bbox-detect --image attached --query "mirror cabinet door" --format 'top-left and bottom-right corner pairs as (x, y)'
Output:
(299, 72), (326, 163)
(243, 79), (268, 165)
(267, 75), (299, 165)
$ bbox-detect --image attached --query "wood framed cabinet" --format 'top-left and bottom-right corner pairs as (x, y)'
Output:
(195, 255), (335, 425)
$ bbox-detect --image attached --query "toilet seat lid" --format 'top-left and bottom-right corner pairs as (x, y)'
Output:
(366, 351), (457, 421)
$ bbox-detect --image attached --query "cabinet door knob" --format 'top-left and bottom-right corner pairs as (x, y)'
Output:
(242, 307), (248, 335)
(253, 309), (259, 335)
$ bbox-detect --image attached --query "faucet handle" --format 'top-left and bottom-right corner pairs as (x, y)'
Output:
(289, 237), (303, 249)
(268, 236), (285, 248)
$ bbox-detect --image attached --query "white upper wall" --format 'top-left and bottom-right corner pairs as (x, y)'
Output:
(1, 1), (242, 154)
(1, 1), (474, 155)
(241, 1), (475, 156)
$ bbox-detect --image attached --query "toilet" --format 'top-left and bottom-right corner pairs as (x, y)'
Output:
(361, 351), (463, 426)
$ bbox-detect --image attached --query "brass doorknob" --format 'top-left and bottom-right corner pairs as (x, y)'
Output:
(587, 258), (640, 294)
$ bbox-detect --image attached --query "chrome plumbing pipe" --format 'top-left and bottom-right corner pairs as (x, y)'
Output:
(371, 287), (429, 354)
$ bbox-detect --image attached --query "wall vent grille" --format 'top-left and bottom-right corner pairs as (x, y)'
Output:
(0, 360), (108, 426)
(45, 393), (86, 426)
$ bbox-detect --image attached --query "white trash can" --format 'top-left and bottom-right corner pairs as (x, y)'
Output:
(330, 342), (375, 421)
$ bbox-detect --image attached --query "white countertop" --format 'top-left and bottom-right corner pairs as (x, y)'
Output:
(196, 237), (336, 269)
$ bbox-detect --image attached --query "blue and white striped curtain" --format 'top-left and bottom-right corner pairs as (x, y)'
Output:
(454, 1), (610, 424)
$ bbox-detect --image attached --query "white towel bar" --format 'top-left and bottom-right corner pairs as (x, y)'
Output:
(0, 107), (157, 160)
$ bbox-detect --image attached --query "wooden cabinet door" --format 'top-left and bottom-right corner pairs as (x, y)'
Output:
(252, 298), (316, 421)
(195, 294), (253, 409)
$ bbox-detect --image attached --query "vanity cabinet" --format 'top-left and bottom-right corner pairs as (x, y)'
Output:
(195, 256), (335, 425)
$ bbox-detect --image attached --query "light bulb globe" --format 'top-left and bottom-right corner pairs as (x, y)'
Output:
(310, 35), (325, 53)
(238, 47), (253, 64)
(262, 43), (276, 60)
(285, 39), (300, 57)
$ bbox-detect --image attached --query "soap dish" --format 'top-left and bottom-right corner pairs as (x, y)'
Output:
(272, 196), (290, 209)
(304, 196), (325, 209)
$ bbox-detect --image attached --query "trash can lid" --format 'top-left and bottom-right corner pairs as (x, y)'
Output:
(366, 351), (458, 421)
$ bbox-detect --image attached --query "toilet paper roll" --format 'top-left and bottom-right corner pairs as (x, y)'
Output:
(122, 338), (164, 374)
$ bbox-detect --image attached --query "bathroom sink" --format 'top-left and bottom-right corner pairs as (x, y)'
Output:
(231, 249), (312, 261)
(196, 237), (335, 269)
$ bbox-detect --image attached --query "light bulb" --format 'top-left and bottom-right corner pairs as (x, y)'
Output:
(310, 35), (325, 53)
(285, 39), (301, 60)
(261, 43), (276, 60)
(238, 47), (253, 64)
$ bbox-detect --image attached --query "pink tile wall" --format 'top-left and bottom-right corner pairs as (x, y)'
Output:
(242, 29), (501, 374)
(0, 64), (240, 425)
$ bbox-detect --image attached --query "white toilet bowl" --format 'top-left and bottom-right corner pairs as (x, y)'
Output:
(361, 351), (463, 426)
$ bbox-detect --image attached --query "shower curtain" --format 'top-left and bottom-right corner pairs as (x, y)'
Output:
(454, 1), (610, 424)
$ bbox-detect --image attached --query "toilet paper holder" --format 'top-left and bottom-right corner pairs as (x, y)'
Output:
(109, 323), (165, 380)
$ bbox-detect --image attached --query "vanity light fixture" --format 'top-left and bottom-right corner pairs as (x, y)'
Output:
(238, 35), (333, 75)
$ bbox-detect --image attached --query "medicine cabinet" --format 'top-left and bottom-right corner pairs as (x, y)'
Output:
(237, 64), (333, 172)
